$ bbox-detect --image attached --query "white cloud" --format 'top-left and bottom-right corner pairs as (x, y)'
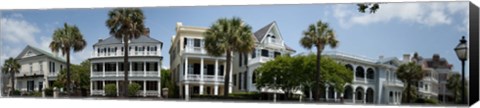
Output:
(331, 2), (468, 29)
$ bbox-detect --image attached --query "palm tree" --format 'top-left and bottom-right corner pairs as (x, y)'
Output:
(2, 57), (21, 95)
(50, 23), (87, 95)
(396, 62), (424, 103)
(299, 20), (338, 101)
(204, 17), (255, 97)
(106, 8), (148, 97)
(447, 73), (462, 104)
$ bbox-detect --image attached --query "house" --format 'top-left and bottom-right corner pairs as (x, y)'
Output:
(169, 21), (296, 99)
(88, 35), (163, 97)
(13, 45), (66, 93)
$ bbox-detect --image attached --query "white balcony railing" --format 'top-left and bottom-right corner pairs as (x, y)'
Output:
(92, 72), (103, 76)
(91, 90), (104, 95)
(105, 71), (116, 77)
(91, 71), (159, 77)
(184, 47), (206, 54)
(249, 57), (273, 65)
(92, 51), (161, 58)
(183, 74), (225, 82)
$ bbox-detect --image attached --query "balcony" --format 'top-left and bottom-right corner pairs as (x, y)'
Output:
(91, 51), (160, 58)
(384, 80), (404, 87)
(248, 56), (273, 65)
(91, 71), (159, 77)
(91, 90), (104, 95)
(184, 47), (206, 54)
(183, 74), (225, 82)
(16, 71), (44, 77)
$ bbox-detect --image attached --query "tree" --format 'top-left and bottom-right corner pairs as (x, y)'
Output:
(357, 3), (380, 14)
(55, 60), (90, 96)
(106, 8), (148, 97)
(2, 57), (21, 95)
(396, 62), (425, 103)
(161, 69), (173, 97)
(49, 23), (87, 95)
(204, 17), (255, 97)
(255, 54), (352, 100)
(447, 73), (462, 104)
(299, 20), (339, 101)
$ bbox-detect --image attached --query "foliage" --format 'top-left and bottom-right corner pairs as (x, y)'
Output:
(204, 17), (255, 97)
(12, 90), (21, 96)
(415, 98), (439, 105)
(161, 69), (171, 89)
(44, 87), (54, 96)
(396, 62), (424, 103)
(299, 20), (339, 101)
(255, 54), (352, 99)
(128, 83), (141, 97)
(2, 57), (21, 95)
(357, 3), (380, 13)
(447, 73), (462, 104)
(55, 60), (91, 91)
(106, 8), (148, 97)
(105, 84), (117, 97)
(50, 23), (87, 95)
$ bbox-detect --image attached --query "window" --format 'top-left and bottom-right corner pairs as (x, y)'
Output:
(146, 81), (158, 90)
(274, 51), (281, 58)
(367, 68), (374, 79)
(219, 65), (224, 76)
(193, 63), (200, 74)
(194, 39), (201, 47)
(239, 73), (243, 90)
(132, 62), (145, 71)
(118, 62), (130, 71)
(261, 49), (269, 57)
(38, 82), (43, 91)
(39, 61), (43, 72)
(60, 65), (63, 70)
(146, 62), (158, 71)
(183, 38), (188, 48)
(207, 65), (214, 75)
(93, 63), (103, 72)
(105, 62), (116, 71)
(27, 80), (34, 91)
(30, 63), (33, 74)
(95, 81), (103, 90)
(52, 62), (55, 72)
(251, 49), (256, 58)
(355, 67), (365, 78)
(244, 54), (247, 65)
(233, 74), (237, 86)
(244, 71), (247, 90)
(239, 53), (242, 67)
(252, 70), (257, 83)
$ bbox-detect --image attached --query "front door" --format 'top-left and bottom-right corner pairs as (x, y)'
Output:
(38, 82), (43, 92)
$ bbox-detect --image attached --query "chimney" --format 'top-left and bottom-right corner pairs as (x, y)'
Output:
(176, 22), (183, 32)
(144, 28), (150, 36)
(98, 38), (103, 43)
(403, 54), (411, 62)
(171, 35), (176, 43)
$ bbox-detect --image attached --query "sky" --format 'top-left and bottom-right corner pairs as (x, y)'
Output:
(0, 1), (471, 76)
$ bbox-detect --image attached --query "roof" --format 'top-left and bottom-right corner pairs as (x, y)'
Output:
(253, 22), (275, 41)
(253, 21), (296, 52)
(17, 45), (67, 63)
(94, 36), (163, 46)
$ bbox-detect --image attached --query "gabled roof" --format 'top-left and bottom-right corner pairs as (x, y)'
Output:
(94, 36), (163, 46)
(253, 21), (296, 52)
(16, 45), (66, 63)
(253, 22), (275, 41)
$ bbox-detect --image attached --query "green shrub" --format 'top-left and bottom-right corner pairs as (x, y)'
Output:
(415, 98), (439, 105)
(105, 84), (117, 97)
(12, 90), (21, 96)
(44, 88), (54, 96)
(32, 92), (42, 97)
(128, 83), (141, 97)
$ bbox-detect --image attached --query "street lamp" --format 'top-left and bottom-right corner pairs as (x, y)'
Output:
(454, 36), (468, 104)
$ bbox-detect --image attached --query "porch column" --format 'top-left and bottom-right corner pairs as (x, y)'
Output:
(116, 80), (119, 96)
(102, 80), (105, 96)
(353, 89), (356, 103)
(144, 61), (147, 77)
(200, 58), (204, 95)
(158, 62), (161, 77)
(129, 61), (132, 76)
(334, 91), (338, 101)
(214, 85), (219, 95)
(185, 84), (190, 100)
(364, 70), (367, 83)
(102, 62), (105, 77)
(214, 59), (218, 96)
(184, 57), (188, 80)
(143, 80), (147, 97)
(229, 62), (232, 93)
(325, 86), (329, 101)
(90, 81), (93, 96)
(364, 89), (367, 104)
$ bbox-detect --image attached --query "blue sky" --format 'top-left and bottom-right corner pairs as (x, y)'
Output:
(0, 2), (470, 76)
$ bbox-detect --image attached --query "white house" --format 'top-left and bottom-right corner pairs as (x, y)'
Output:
(89, 35), (163, 97)
(13, 45), (66, 93)
(169, 21), (296, 99)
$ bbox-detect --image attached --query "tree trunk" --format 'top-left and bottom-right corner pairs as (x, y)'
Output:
(123, 36), (130, 97)
(10, 71), (15, 96)
(223, 50), (231, 97)
(66, 51), (71, 96)
(313, 45), (322, 101)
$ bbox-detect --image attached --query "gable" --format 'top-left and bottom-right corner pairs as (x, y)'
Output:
(17, 47), (41, 59)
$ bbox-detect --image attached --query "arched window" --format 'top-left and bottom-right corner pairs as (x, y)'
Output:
(367, 68), (375, 79)
(356, 66), (365, 78)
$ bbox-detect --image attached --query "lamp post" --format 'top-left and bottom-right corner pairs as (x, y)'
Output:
(273, 76), (277, 103)
(454, 36), (468, 104)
